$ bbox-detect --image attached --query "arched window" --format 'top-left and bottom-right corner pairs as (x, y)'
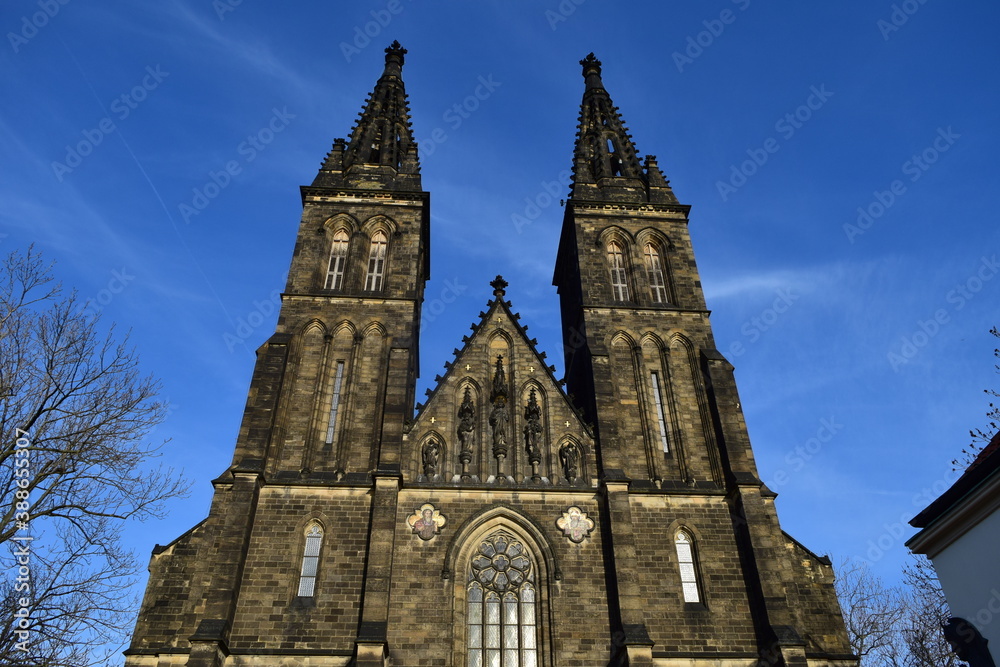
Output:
(467, 531), (537, 667)
(607, 241), (629, 301)
(643, 242), (668, 304)
(606, 137), (622, 176)
(325, 230), (349, 290)
(674, 530), (701, 603)
(365, 230), (388, 291)
(297, 523), (324, 597)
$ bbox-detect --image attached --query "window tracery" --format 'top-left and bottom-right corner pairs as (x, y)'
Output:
(607, 241), (629, 301)
(326, 229), (349, 290)
(643, 241), (668, 303)
(297, 523), (323, 597)
(675, 529), (701, 603)
(365, 230), (388, 291)
(467, 532), (538, 667)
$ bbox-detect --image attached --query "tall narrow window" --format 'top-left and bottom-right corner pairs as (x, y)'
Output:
(325, 230), (349, 290)
(324, 361), (345, 445)
(467, 532), (537, 667)
(365, 230), (388, 291)
(607, 241), (629, 301)
(651, 371), (669, 453)
(674, 530), (701, 603)
(644, 242), (668, 303)
(297, 523), (324, 597)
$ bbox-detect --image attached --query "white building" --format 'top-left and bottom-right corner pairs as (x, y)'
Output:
(908, 432), (1000, 666)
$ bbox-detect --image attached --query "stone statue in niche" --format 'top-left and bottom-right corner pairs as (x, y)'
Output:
(457, 387), (475, 480)
(560, 442), (580, 483)
(488, 355), (509, 463)
(422, 439), (440, 478)
(523, 388), (542, 481)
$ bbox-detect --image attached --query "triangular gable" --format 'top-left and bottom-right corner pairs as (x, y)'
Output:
(405, 277), (594, 485)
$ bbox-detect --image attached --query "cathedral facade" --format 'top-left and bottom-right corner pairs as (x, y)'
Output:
(124, 43), (857, 667)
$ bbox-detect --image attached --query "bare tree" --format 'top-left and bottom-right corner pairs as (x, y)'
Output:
(835, 558), (907, 666)
(956, 326), (1000, 471)
(899, 555), (964, 667)
(835, 555), (966, 667)
(0, 248), (187, 666)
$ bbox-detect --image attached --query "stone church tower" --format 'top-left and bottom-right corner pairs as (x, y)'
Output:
(125, 43), (857, 667)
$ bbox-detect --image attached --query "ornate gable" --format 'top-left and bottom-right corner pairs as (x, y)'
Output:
(405, 276), (594, 485)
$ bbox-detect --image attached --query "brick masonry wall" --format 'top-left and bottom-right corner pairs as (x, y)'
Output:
(228, 486), (372, 652)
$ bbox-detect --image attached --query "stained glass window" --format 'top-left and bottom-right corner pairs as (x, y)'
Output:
(468, 532), (537, 667)
(365, 230), (388, 291)
(324, 361), (345, 445)
(675, 530), (701, 603)
(607, 241), (629, 301)
(325, 229), (349, 290)
(644, 242), (668, 303)
(651, 371), (669, 453)
(297, 523), (323, 597)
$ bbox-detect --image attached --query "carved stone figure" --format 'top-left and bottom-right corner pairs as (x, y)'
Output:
(489, 397), (509, 454)
(457, 387), (475, 451)
(560, 442), (579, 483)
(489, 355), (509, 462)
(422, 439), (440, 477)
(523, 388), (542, 464)
(457, 386), (476, 480)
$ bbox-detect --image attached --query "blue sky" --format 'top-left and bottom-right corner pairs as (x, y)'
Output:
(3, 0), (998, 640)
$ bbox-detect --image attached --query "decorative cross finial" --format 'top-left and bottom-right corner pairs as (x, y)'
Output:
(490, 275), (508, 297)
(580, 52), (602, 77)
(385, 40), (407, 64)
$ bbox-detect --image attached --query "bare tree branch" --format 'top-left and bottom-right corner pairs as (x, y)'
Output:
(1, 247), (189, 665)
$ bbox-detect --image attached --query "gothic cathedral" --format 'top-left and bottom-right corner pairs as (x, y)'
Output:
(125, 43), (857, 667)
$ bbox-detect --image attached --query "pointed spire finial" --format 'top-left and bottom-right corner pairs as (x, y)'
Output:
(385, 40), (406, 66)
(580, 53), (603, 89)
(382, 41), (406, 78)
(490, 275), (508, 297)
(314, 41), (420, 189)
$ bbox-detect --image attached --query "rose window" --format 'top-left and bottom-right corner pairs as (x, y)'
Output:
(471, 533), (531, 592)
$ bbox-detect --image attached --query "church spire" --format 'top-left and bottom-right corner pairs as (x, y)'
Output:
(312, 40), (421, 191)
(569, 53), (676, 204)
